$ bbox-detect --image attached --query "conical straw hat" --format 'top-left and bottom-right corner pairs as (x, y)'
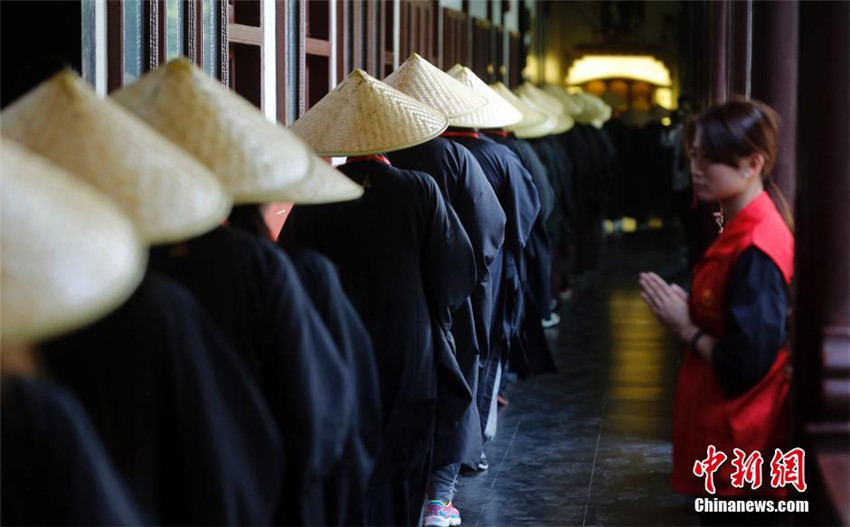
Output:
(517, 93), (575, 135)
(384, 53), (487, 119)
(290, 69), (449, 156)
(112, 58), (350, 204)
(572, 92), (608, 123)
(1, 70), (231, 245)
(274, 156), (364, 204)
(446, 66), (523, 129)
(1, 139), (146, 345)
(445, 64), (464, 77)
(542, 85), (584, 116)
(592, 105), (613, 129)
(551, 112), (576, 134)
(511, 115), (557, 139)
(490, 82), (547, 128)
(514, 83), (565, 116)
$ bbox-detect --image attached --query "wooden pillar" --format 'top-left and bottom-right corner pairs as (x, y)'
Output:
(792, 0), (850, 524)
(709, 0), (729, 103)
(727, 0), (751, 98)
(751, 0), (798, 214)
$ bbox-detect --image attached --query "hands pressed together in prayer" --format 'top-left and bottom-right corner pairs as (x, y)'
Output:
(638, 272), (699, 345)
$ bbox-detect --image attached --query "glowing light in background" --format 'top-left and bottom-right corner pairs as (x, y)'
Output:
(566, 55), (672, 87)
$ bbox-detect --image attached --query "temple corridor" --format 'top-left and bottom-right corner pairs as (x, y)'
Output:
(455, 229), (700, 526)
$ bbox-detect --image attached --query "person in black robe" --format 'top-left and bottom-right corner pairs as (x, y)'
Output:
(148, 224), (358, 527)
(559, 125), (599, 275)
(527, 133), (578, 301)
(38, 271), (282, 525)
(1, 374), (144, 526)
(439, 130), (540, 450)
(481, 129), (558, 379)
(387, 138), (506, 498)
(278, 156), (477, 526)
(227, 204), (382, 526)
(578, 123), (615, 269)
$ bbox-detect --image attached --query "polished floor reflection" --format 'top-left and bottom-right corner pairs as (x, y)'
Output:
(453, 229), (700, 526)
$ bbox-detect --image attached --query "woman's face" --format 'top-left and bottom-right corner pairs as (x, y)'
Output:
(689, 128), (752, 202)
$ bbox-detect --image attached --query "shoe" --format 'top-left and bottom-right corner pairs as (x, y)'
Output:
(459, 451), (489, 474)
(541, 312), (561, 328)
(475, 452), (489, 471)
(424, 500), (461, 526)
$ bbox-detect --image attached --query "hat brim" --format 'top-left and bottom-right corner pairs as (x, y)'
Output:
(272, 156), (365, 204)
(1, 141), (146, 345)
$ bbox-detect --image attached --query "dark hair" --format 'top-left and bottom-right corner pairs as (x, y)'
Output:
(685, 99), (793, 230)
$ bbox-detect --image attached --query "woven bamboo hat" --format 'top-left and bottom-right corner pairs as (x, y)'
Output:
(112, 59), (357, 204)
(275, 156), (364, 204)
(551, 112), (576, 134)
(517, 92), (575, 134)
(592, 105), (613, 129)
(572, 92), (609, 123)
(511, 115), (557, 139)
(1, 70), (231, 245)
(445, 66), (523, 129)
(384, 53), (487, 119)
(514, 83), (565, 116)
(1, 139), (146, 345)
(490, 82), (547, 128)
(542, 85), (584, 116)
(290, 69), (448, 156)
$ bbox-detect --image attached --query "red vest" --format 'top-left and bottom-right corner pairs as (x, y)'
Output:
(671, 192), (794, 496)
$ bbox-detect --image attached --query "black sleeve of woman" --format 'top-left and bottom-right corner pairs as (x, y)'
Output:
(712, 246), (789, 397)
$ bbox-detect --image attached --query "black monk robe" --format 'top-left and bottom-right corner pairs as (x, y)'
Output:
(1, 376), (144, 526)
(441, 132), (540, 436)
(482, 130), (557, 379)
(528, 135), (577, 295)
(149, 226), (356, 527)
(388, 138), (506, 469)
(286, 247), (382, 527)
(279, 158), (476, 527)
(482, 131), (554, 313)
(38, 272), (281, 526)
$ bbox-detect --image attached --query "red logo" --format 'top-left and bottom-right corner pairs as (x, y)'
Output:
(730, 448), (764, 490)
(694, 446), (807, 493)
(693, 445), (727, 494)
(770, 447), (807, 492)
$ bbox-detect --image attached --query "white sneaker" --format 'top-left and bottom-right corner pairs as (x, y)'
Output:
(541, 312), (561, 328)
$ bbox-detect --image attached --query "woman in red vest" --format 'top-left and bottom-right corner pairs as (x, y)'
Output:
(639, 100), (795, 521)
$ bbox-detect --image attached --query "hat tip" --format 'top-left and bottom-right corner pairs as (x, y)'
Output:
(50, 68), (88, 95)
(165, 56), (195, 73)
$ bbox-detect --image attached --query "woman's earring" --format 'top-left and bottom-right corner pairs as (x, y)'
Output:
(743, 171), (752, 179)
(713, 204), (725, 233)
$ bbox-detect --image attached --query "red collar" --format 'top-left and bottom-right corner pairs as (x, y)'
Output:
(346, 154), (391, 165)
(441, 131), (480, 139)
(481, 129), (508, 137)
(721, 191), (775, 239)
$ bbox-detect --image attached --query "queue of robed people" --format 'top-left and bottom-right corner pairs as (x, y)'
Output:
(1, 54), (616, 527)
